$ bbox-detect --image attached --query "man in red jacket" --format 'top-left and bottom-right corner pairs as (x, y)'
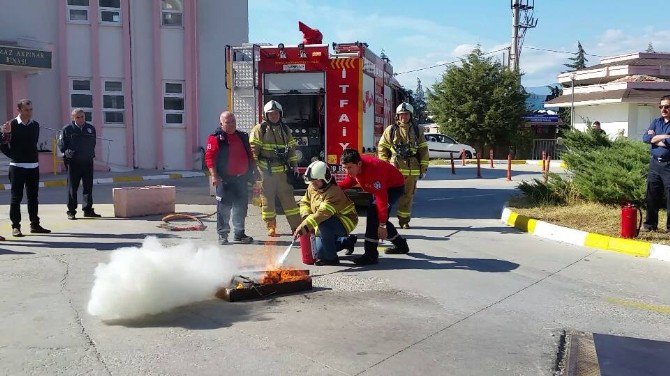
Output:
(205, 111), (257, 245)
(339, 149), (409, 265)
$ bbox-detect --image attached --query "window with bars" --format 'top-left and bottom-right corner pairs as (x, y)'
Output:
(99, 0), (121, 24)
(163, 82), (184, 127)
(161, 0), (183, 27)
(103, 80), (124, 125)
(67, 0), (89, 23)
(70, 79), (93, 122)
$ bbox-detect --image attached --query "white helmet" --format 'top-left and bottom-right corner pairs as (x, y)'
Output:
(264, 100), (283, 115)
(396, 102), (414, 115)
(304, 160), (332, 184)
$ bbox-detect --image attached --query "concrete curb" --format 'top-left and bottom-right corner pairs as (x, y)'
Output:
(501, 206), (670, 262)
(431, 159), (567, 167)
(0, 171), (206, 191)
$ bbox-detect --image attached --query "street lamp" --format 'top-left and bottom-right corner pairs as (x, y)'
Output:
(570, 73), (576, 129)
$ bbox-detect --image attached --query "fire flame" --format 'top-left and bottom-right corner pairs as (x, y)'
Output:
(231, 242), (310, 289)
(260, 269), (309, 285)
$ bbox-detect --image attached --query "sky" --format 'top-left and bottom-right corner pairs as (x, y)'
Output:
(249, 0), (670, 93)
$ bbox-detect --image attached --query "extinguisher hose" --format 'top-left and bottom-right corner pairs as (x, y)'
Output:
(636, 206), (643, 237)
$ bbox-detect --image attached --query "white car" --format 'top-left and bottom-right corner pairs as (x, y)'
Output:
(424, 133), (477, 159)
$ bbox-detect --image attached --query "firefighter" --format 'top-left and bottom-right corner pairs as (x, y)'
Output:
(250, 100), (301, 236)
(339, 149), (408, 265)
(294, 160), (357, 266)
(377, 102), (429, 229)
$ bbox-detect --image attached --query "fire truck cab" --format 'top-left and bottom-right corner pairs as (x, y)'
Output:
(225, 31), (403, 194)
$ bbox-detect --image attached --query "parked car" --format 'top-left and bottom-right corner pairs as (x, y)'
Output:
(424, 133), (477, 159)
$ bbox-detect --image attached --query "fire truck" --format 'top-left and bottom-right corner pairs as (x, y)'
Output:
(224, 23), (403, 186)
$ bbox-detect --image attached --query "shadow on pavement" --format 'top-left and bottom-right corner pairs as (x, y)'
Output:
(0, 248), (35, 255)
(338, 252), (519, 273)
(6, 239), (143, 251)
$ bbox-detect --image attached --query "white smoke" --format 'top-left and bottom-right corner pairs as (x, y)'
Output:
(87, 237), (239, 321)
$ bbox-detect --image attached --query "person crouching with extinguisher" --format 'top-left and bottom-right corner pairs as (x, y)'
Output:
(293, 161), (357, 266)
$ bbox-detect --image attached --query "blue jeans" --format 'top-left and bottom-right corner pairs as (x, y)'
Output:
(314, 216), (348, 261)
(216, 176), (249, 237)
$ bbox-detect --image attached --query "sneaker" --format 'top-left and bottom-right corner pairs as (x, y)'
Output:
(83, 210), (101, 218)
(384, 238), (409, 254)
(30, 224), (51, 234)
(218, 236), (229, 245)
(341, 235), (357, 255)
(315, 258), (340, 266)
(267, 227), (279, 237)
(67, 212), (76, 220)
(353, 254), (378, 265)
(12, 228), (23, 237)
(234, 233), (254, 244)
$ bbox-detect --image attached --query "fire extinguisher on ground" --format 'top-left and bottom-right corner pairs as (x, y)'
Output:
(621, 202), (643, 239)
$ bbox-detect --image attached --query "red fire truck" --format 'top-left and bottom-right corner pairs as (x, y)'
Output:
(225, 23), (403, 185)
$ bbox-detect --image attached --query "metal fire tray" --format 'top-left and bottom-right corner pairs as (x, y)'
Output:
(216, 270), (312, 302)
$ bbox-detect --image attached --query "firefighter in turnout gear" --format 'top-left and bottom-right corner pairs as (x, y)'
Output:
(377, 102), (429, 229)
(250, 100), (301, 236)
(295, 161), (358, 266)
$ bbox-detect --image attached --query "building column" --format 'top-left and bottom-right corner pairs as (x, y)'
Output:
(5, 71), (28, 120)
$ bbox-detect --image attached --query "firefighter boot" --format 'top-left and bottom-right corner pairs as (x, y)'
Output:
(384, 237), (409, 254)
(266, 220), (279, 237)
(354, 240), (379, 265)
(398, 218), (410, 229)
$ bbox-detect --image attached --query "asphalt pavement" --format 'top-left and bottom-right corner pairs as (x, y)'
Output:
(1, 164), (669, 375)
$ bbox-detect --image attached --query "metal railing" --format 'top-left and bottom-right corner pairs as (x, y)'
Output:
(532, 139), (559, 160)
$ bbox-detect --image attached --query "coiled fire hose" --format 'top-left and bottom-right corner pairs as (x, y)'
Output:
(158, 212), (215, 231)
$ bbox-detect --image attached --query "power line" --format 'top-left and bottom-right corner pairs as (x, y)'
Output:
(524, 46), (605, 57)
(395, 47), (509, 76)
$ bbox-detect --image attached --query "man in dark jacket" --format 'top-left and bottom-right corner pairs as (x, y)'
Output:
(205, 111), (257, 245)
(59, 108), (101, 220)
(0, 99), (51, 237)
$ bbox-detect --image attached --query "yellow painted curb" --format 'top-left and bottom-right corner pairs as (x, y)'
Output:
(44, 180), (67, 187)
(503, 207), (654, 260)
(112, 175), (143, 183)
(168, 173), (183, 179)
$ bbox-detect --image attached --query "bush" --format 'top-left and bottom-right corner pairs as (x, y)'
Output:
(519, 130), (649, 206)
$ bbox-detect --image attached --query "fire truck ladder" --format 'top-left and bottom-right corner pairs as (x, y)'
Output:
(225, 44), (261, 133)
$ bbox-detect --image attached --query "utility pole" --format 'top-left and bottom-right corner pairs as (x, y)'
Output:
(510, 0), (537, 72)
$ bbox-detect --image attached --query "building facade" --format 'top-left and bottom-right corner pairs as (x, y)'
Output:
(545, 52), (670, 140)
(0, 0), (248, 170)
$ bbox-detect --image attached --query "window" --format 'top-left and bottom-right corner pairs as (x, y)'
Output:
(67, 0), (89, 23)
(70, 79), (93, 122)
(163, 82), (184, 126)
(103, 80), (124, 125)
(99, 0), (121, 24)
(161, 0), (183, 27)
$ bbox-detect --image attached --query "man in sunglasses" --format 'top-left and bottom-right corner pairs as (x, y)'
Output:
(642, 95), (670, 232)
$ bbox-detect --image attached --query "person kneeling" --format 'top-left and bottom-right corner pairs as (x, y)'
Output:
(294, 161), (357, 266)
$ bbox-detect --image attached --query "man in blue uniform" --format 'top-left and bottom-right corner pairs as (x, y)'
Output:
(642, 95), (670, 231)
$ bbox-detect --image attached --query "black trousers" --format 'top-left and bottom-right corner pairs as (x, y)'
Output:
(363, 186), (405, 259)
(8, 165), (40, 229)
(644, 158), (670, 230)
(66, 159), (94, 214)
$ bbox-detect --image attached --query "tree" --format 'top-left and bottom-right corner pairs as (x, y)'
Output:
(546, 84), (571, 134)
(427, 47), (527, 152)
(412, 78), (428, 124)
(646, 42), (655, 53)
(565, 41), (588, 70)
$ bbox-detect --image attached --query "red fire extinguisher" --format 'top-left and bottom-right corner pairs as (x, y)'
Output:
(620, 203), (642, 239)
(299, 233), (315, 265)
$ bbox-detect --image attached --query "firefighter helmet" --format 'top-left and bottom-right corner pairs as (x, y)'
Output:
(264, 100), (283, 115)
(396, 102), (414, 115)
(304, 160), (332, 184)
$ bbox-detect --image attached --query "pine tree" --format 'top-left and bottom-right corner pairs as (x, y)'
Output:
(565, 41), (588, 70)
(646, 42), (655, 53)
(427, 47), (526, 152)
(412, 78), (428, 124)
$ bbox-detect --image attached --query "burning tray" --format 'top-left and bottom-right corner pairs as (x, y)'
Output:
(216, 269), (312, 302)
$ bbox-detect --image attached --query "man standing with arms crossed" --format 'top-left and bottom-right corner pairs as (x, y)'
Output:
(339, 149), (408, 265)
(1, 99), (51, 237)
(642, 95), (670, 232)
(205, 111), (256, 245)
(59, 108), (101, 220)
(377, 102), (429, 229)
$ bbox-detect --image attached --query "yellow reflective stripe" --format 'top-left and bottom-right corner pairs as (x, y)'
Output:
(397, 211), (411, 218)
(319, 202), (337, 215)
(339, 215), (356, 233)
(289, 156), (298, 162)
(261, 211), (276, 220)
(306, 216), (319, 229)
(284, 207), (301, 216)
(378, 141), (392, 149)
(341, 204), (356, 214)
(420, 161), (429, 165)
(418, 142), (428, 147)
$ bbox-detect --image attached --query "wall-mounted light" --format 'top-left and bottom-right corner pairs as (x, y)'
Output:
(278, 43), (287, 59)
